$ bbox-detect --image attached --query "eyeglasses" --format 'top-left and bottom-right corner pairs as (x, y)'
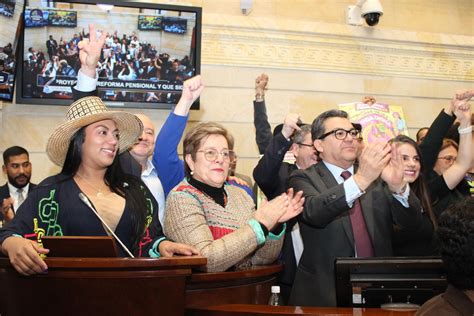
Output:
(197, 149), (237, 162)
(437, 155), (456, 163)
(318, 128), (360, 140)
(296, 143), (314, 148)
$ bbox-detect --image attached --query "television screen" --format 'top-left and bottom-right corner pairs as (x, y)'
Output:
(162, 17), (187, 34)
(138, 15), (162, 31)
(17, 0), (202, 109)
(24, 7), (47, 27)
(0, 0), (15, 17)
(0, 0), (23, 101)
(48, 9), (77, 27)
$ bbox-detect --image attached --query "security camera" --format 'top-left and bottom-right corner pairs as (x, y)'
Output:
(346, 0), (383, 26)
(240, 0), (253, 15)
(360, 0), (383, 26)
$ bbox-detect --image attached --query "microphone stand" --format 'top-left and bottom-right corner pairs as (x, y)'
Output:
(79, 193), (135, 258)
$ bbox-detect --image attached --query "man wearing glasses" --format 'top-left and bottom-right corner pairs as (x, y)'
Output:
(288, 109), (423, 307)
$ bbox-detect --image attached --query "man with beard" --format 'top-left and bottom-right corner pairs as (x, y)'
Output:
(1, 146), (36, 224)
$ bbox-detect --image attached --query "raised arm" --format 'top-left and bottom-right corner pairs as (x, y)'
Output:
(77, 24), (107, 79)
(73, 24), (106, 99)
(153, 75), (204, 196)
(441, 102), (472, 189)
(253, 113), (300, 199)
(253, 73), (272, 154)
(418, 90), (472, 171)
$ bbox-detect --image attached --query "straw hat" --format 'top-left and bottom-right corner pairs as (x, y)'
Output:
(46, 96), (143, 166)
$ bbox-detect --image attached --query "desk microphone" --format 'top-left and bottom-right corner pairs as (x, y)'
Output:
(78, 193), (135, 258)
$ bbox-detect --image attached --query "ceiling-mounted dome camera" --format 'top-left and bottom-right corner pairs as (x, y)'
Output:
(361, 0), (383, 26)
(346, 0), (384, 26)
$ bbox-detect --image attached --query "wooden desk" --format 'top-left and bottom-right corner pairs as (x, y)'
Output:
(188, 304), (417, 315)
(0, 256), (206, 316)
(186, 264), (283, 309)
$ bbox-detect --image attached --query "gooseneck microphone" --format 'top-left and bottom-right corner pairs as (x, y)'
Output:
(78, 193), (135, 258)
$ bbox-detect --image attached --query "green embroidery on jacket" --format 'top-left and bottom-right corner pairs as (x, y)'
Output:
(38, 189), (63, 236)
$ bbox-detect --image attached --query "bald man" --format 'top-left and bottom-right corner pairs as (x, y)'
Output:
(129, 114), (166, 226)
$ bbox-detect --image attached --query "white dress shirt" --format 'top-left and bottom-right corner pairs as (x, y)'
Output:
(7, 182), (30, 213)
(141, 160), (166, 227)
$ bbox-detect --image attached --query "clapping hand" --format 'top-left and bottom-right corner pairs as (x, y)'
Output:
(254, 189), (304, 231)
(354, 142), (391, 191)
(277, 188), (305, 224)
(381, 143), (407, 194)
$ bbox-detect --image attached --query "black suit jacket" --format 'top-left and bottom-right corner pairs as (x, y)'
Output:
(72, 87), (141, 178)
(253, 132), (300, 302)
(0, 183), (37, 221)
(288, 162), (422, 307)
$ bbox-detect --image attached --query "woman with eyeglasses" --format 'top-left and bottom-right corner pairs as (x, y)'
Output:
(419, 90), (473, 217)
(164, 122), (305, 272)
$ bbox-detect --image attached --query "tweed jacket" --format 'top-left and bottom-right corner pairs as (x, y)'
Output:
(164, 179), (284, 272)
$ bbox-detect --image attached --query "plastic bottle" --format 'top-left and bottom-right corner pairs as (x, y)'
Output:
(268, 285), (283, 306)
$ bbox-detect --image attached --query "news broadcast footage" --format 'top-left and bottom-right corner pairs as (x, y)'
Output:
(21, 1), (199, 108)
(0, 0), (15, 17)
(0, 0), (22, 101)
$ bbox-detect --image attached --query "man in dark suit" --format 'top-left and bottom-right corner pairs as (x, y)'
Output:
(1, 146), (36, 224)
(46, 35), (58, 61)
(253, 113), (318, 302)
(288, 109), (422, 307)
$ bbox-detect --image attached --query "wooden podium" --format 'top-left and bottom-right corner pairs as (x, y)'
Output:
(186, 264), (283, 309)
(0, 256), (206, 316)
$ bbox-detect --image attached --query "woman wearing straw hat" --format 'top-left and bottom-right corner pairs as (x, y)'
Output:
(0, 95), (198, 276)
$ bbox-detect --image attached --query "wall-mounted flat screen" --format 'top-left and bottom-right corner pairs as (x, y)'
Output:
(24, 7), (47, 27)
(17, 0), (202, 109)
(138, 15), (162, 31)
(48, 9), (77, 27)
(0, 0), (15, 17)
(162, 16), (187, 34)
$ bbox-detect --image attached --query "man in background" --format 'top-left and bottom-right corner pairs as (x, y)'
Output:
(46, 35), (58, 61)
(129, 114), (166, 226)
(1, 146), (36, 224)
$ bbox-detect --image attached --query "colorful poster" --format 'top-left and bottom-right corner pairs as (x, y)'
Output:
(339, 102), (408, 143)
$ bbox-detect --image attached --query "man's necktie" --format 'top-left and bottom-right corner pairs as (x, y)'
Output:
(341, 171), (374, 257)
(17, 188), (25, 208)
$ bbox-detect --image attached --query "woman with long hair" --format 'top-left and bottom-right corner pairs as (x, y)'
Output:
(0, 30), (197, 275)
(390, 135), (437, 255)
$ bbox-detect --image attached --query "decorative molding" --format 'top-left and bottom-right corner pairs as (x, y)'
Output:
(201, 15), (473, 82)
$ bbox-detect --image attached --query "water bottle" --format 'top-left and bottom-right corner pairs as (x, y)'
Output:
(268, 285), (283, 306)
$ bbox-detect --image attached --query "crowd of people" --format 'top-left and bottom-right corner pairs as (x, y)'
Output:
(1, 24), (473, 312)
(23, 28), (193, 103)
(0, 42), (16, 98)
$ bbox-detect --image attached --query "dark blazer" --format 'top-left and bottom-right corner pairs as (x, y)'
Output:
(288, 162), (422, 307)
(253, 100), (272, 155)
(253, 132), (295, 200)
(72, 87), (141, 178)
(253, 132), (299, 302)
(0, 183), (37, 221)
